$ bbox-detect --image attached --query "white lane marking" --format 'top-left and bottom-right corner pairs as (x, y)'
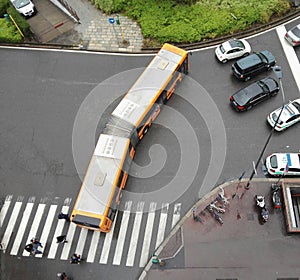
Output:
(47, 205), (69, 259)
(35, 204), (57, 258)
(139, 202), (156, 267)
(60, 222), (77, 260)
(1, 201), (22, 252)
(113, 201), (132, 265)
(86, 231), (100, 263)
(23, 203), (46, 256)
(276, 25), (300, 92)
(126, 201), (144, 267)
(171, 203), (181, 228)
(10, 202), (34, 255)
(0, 195), (12, 227)
(75, 228), (88, 256)
(155, 203), (169, 250)
(99, 211), (118, 264)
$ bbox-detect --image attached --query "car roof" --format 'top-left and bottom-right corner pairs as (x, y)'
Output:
(271, 153), (300, 169)
(234, 82), (262, 100)
(235, 53), (261, 69)
(275, 99), (300, 121)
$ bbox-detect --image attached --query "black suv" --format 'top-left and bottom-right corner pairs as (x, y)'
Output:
(232, 50), (276, 81)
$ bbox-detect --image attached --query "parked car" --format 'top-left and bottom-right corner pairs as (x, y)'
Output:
(266, 153), (300, 176)
(267, 98), (300, 131)
(229, 77), (279, 111)
(215, 39), (251, 63)
(10, 0), (36, 17)
(232, 50), (276, 81)
(285, 24), (300, 47)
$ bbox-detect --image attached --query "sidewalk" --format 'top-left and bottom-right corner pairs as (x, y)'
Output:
(28, 0), (144, 52)
(140, 178), (300, 280)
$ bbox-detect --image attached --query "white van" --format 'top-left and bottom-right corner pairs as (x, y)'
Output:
(10, 0), (36, 17)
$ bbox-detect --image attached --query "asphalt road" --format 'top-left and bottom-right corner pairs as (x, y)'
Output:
(1, 17), (300, 280)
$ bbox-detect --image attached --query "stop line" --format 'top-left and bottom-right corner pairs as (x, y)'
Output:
(0, 195), (181, 267)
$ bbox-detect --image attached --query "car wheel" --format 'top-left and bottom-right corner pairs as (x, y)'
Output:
(271, 91), (278, 97)
(222, 59), (228, 64)
(244, 76), (251, 82)
(246, 105), (252, 111)
(243, 52), (249, 57)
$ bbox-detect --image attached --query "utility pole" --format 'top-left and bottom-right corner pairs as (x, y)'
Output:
(246, 66), (286, 189)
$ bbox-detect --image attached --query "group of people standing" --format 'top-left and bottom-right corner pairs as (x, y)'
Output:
(23, 212), (82, 279)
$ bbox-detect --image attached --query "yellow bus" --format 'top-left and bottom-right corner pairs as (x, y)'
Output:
(71, 43), (189, 232)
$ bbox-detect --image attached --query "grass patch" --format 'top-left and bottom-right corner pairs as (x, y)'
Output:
(92, 0), (291, 44)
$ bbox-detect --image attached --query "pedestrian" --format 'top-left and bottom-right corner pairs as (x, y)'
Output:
(24, 243), (33, 253)
(31, 238), (43, 248)
(70, 253), (81, 264)
(56, 234), (68, 244)
(58, 212), (70, 222)
(57, 272), (68, 280)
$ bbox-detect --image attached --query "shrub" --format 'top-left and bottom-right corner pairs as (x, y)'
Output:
(7, 6), (31, 37)
(0, 0), (9, 17)
(89, 0), (291, 44)
(0, 18), (22, 43)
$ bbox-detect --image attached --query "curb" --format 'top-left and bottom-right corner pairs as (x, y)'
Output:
(1, 9), (299, 54)
(137, 177), (293, 280)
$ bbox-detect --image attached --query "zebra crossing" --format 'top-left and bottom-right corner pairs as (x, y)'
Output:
(0, 195), (182, 267)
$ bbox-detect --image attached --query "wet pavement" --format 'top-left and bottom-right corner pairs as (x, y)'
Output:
(140, 178), (300, 280)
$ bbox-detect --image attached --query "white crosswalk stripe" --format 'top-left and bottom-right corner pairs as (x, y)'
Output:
(1, 199), (23, 252)
(23, 203), (46, 256)
(155, 203), (169, 250)
(10, 199), (34, 255)
(139, 202), (156, 267)
(60, 222), (76, 260)
(0, 196), (182, 266)
(113, 201), (132, 265)
(99, 211), (118, 264)
(35, 204), (57, 258)
(0, 195), (12, 228)
(126, 201), (144, 267)
(86, 231), (100, 263)
(47, 205), (69, 259)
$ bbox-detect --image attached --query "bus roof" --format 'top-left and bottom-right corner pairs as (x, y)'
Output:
(112, 44), (187, 127)
(74, 134), (130, 215)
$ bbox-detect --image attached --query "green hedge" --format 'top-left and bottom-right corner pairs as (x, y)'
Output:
(7, 6), (31, 37)
(0, 0), (9, 16)
(0, 18), (22, 43)
(90, 0), (291, 44)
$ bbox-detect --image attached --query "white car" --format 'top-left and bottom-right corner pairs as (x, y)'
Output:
(215, 39), (251, 63)
(266, 153), (300, 176)
(284, 24), (300, 47)
(10, 0), (36, 17)
(267, 98), (300, 131)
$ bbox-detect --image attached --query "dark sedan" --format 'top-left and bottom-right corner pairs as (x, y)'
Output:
(230, 77), (279, 111)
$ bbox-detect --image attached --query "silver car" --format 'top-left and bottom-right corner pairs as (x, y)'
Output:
(285, 24), (300, 47)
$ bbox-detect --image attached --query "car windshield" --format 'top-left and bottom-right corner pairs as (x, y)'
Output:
(14, 0), (30, 8)
(219, 44), (225, 54)
(256, 52), (267, 63)
(234, 91), (249, 106)
(292, 101), (300, 112)
(270, 155), (278, 168)
(271, 112), (283, 125)
(291, 26), (300, 37)
(257, 80), (268, 92)
(229, 40), (244, 49)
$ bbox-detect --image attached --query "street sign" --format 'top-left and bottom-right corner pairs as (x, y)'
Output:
(108, 18), (115, 24)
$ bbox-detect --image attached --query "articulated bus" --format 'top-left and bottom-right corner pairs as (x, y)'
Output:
(71, 43), (189, 232)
